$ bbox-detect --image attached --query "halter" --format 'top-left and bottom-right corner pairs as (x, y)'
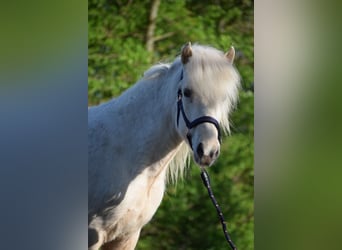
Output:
(176, 71), (221, 149)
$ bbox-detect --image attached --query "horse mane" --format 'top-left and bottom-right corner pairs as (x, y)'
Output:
(142, 63), (170, 80)
(166, 142), (191, 184)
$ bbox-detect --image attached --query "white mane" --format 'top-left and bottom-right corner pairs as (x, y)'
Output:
(141, 62), (192, 184)
(143, 63), (170, 79)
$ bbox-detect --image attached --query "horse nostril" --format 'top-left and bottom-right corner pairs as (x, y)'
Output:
(209, 149), (219, 159)
(196, 142), (204, 158)
(209, 150), (214, 158)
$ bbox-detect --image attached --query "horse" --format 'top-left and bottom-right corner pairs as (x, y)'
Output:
(88, 42), (240, 250)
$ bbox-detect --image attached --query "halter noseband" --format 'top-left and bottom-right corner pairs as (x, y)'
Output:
(176, 71), (221, 149)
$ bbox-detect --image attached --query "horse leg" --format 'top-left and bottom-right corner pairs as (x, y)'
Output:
(102, 230), (141, 250)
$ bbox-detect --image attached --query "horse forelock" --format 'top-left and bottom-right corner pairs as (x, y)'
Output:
(182, 44), (241, 134)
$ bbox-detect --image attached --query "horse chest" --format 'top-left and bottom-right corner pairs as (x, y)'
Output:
(110, 167), (167, 239)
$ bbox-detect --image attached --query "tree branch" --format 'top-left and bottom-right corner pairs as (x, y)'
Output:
(146, 0), (161, 52)
(152, 32), (175, 42)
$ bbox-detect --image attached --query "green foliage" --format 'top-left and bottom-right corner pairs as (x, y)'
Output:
(89, 0), (253, 249)
(88, 0), (253, 104)
(88, 0), (153, 103)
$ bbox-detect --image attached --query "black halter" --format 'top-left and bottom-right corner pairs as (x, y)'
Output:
(176, 71), (221, 149)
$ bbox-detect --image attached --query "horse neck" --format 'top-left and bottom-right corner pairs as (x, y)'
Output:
(121, 74), (183, 170)
(146, 78), (181, 148)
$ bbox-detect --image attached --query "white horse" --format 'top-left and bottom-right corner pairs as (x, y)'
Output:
(88, 42), (240, 250)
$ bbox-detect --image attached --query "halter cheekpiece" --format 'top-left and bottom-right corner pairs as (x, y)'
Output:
(176, 70), (221, 149)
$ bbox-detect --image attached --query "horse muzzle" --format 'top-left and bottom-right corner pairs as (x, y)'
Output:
(194, 141), (220, 167)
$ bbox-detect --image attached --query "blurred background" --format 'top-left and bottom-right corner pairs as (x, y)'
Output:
(88, 0), (254, 249)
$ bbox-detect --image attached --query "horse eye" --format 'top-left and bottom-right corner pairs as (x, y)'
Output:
(183, 88), (192, 98)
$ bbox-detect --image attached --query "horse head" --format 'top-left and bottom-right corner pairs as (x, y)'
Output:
(176, 42), (238, 167)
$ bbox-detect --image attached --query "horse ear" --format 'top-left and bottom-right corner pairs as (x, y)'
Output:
(181, 42), (192, 64)
(225, 46), (235, 64)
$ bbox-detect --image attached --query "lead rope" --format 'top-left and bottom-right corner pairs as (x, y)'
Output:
(200, 168), (237, 250)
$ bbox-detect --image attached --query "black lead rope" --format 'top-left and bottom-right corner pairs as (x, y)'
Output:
(200, 168), (237, 250)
